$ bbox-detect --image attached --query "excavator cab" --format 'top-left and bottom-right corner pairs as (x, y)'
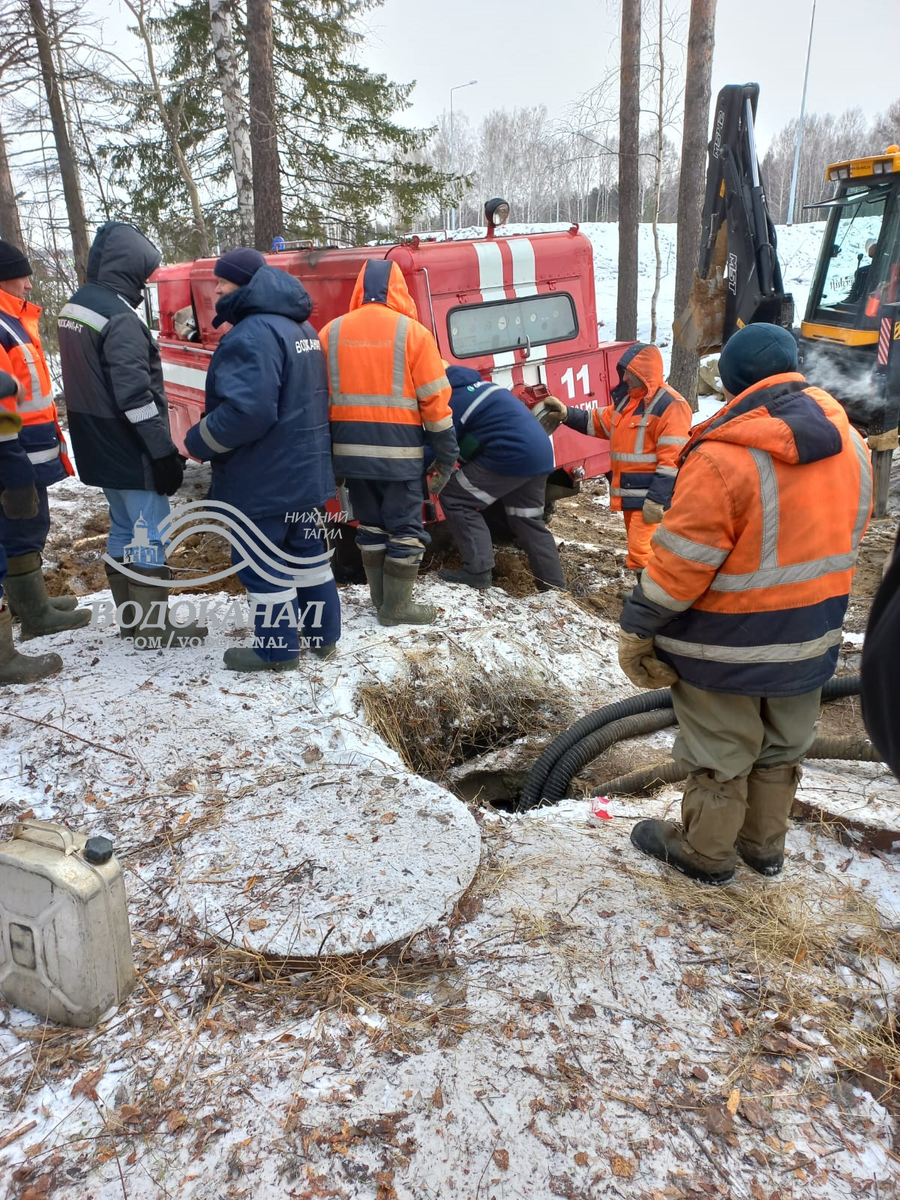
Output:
(800, 148), (900, 515)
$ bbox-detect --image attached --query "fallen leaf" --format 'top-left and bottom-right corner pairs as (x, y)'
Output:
(242, 875), (258, 894)
(654, 925), (671, 937)
(731, 1017), (745, 1036)
(177, 811), (191, 825)
(380, 812), (395, 824)
(574, 1150), (589, 1166)
(71, 1067), (105, 1102)
(571, 1002), (597, 1021)
(117, 1104), (142, 1123)
(167, 1110), (188, 1132)
(493, 1148), (509, 1170)
(610, 1155), (635, 1178)
(248, 918), (268, 932)
(682, 970), (706, 990)
(726, 1088), (741, 1115)
(691, 1065), (709, 1082)
(151, 1078), (167, 1094)
(302, 745), (323, 763)
(740, 1098), (769, 1129)
(431, 1085), (444, 1110)
(704, 1104), (734, 1135)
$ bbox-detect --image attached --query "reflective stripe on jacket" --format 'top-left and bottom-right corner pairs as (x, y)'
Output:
(621, 373), (873, 696)
(0, 289), (71, 485)
(320, 260), (457, 481)
(572, 343), (690, 511)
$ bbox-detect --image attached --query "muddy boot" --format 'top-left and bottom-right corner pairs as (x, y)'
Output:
(378, 557), (436, 626)
(438, 566), (492, 590)
(223, 647), (299, 673)
(309, 642), (337, 660)
(630, 819), (735, 886)
(736, 762), (802, 877)
(0, 607), (62, 684)
(103, 559), (132, 637)
(126, 566), (208, 649)
(361, 548), (385, 609)
(4, 553), (91, 638)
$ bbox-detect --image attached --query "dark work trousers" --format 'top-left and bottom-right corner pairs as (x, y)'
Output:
(233, 510), (341, 662)
(439, 462), (565, 590)
(0, 485), (51, 558)
(348, 478), (431, 564)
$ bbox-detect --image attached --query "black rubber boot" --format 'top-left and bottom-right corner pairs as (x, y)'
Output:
(0, 607), (62, 684)
(378, 558), (436, 625)
(4, 553), (91, 638)
(438, 566), (493, 590)
(126, 566), (208, 650)
(736, 843), (784, 877)
(223, 647), (299, 673)
(103, 559), (132, 637)
(630, 819), (735, 886)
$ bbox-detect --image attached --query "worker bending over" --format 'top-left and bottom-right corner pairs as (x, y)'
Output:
(320, 261), (458, 626)
(617, 324), (872, 885)
(541, 343), (691, 578)
(438, 366), (565, 591)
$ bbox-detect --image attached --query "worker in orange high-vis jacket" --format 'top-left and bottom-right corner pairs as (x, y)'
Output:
(540, 342), (691, 582)
(319, 260), (459, 627)
(0, 240), (89, 637)
(618, 324), (872, 886)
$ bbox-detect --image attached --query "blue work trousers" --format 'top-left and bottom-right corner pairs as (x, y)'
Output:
(103, 489), (170, 561)
(348, 478), (430, 563)
(234, 510), (341, 662)
(0, 485), (51, 559)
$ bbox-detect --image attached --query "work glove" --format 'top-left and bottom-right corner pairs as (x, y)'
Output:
(534, 395), (569, 434)
(427, 462), (455, 495)
(618, 630), (678, 689)
(642, 498), (665, 525)
(0, 484), (39, 520)
(151, 452), (185, 496)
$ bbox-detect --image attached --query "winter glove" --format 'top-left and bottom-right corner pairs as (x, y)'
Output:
(534, 395), (569, 434)
(618, 630), (678, 689)
(151, 452), (185, 496)
(0, 484), (39, 520)
(642, 498), (665, 525)
(427, 462), (455, 495)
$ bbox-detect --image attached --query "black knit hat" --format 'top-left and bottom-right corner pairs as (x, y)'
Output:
(214, 247), (266, 288)
(0, 240), (32, 282)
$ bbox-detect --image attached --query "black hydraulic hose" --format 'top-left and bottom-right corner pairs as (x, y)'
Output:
(603, 733), (881, 797)
(519, 673), (862, 812)
(518, 688), (673, 811)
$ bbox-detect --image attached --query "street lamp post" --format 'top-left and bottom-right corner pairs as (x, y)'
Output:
(449, 80), (477, 233)
(787, 0), (817, 226)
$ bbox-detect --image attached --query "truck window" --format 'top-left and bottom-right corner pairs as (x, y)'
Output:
(448, 293), (578, 359)
(142, 282), (160, 332)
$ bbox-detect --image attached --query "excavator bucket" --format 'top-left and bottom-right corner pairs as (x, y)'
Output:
(674, 225), (729, 354)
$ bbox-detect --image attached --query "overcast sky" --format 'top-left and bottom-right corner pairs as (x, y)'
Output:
(352, 0), (898, 151)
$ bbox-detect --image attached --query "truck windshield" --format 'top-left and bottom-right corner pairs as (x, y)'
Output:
(806, 182), (892, 323)
(448, 293), (578, 358)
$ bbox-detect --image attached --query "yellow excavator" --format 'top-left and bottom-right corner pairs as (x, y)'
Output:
(676, 83), (900, 516)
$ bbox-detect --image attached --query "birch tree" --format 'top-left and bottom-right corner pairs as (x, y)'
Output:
(209, 0), (253, 245)
(617, 0), (641, 341)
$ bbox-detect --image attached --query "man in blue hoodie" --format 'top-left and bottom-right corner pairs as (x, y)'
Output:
(437, 366), (565, 591)
(185, 249), (340, 672)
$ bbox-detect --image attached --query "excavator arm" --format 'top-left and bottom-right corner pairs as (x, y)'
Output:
(674, 83), (794, 354)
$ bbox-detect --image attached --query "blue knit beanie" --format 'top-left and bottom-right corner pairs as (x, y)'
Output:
(718, 323), (798, 397)
(214, 247), (266, 287)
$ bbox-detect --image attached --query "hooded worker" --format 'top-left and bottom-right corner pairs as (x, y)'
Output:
(436, 365), (566, 591)
(0, 239), (89, 637)
(540, 343), (691, 585)
(184, 248), (339, 672)
(618, 323), (872, 885)
(319, 260), (458, 626)
(58, 221), (205, 649)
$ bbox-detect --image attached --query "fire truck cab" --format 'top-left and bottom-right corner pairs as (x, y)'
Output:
(151, 201), (632, 514)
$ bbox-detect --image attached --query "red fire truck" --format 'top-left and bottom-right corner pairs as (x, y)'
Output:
(150, 200), (632, 521)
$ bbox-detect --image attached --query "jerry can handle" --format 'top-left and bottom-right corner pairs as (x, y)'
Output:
(13, 819), (78, 856)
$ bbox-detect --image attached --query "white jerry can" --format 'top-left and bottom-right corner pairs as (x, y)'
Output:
(0, 819), (136, 1027)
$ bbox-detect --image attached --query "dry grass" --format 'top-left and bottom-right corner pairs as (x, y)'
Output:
(359, 646), (573, 781)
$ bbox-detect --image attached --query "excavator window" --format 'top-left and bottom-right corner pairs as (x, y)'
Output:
(806, 182), (894, 325)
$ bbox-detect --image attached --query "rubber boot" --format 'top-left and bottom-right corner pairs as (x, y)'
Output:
(438, 566), (492, 590)
(736, 762), (802, 877)
(361, 548), (385, 609)
(378, 557), (436, 626)
(4, 553), (91, 638)
(309, 642), (337, 660)
(126, 566), (208, 650)
(630, 819), (735, 886)
(103, 559), (132, 637)
(0, 607), (62, 684)
(223, 647), (298, 673)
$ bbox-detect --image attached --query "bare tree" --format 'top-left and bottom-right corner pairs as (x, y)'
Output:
(617, 0), (641, 341)
(669, 0), (717, 408)
(26, 0), (89, 280)
(210, 0), (254, 245)
(247, 0), (283, 251)
(0, 118), (25, 246)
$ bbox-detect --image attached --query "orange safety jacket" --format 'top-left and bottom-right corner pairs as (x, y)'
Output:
(320, 260), (457, 481)
(621, 372), (873, 697)
(567, 343), (691, 511)
(0, 289), (72, 486)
